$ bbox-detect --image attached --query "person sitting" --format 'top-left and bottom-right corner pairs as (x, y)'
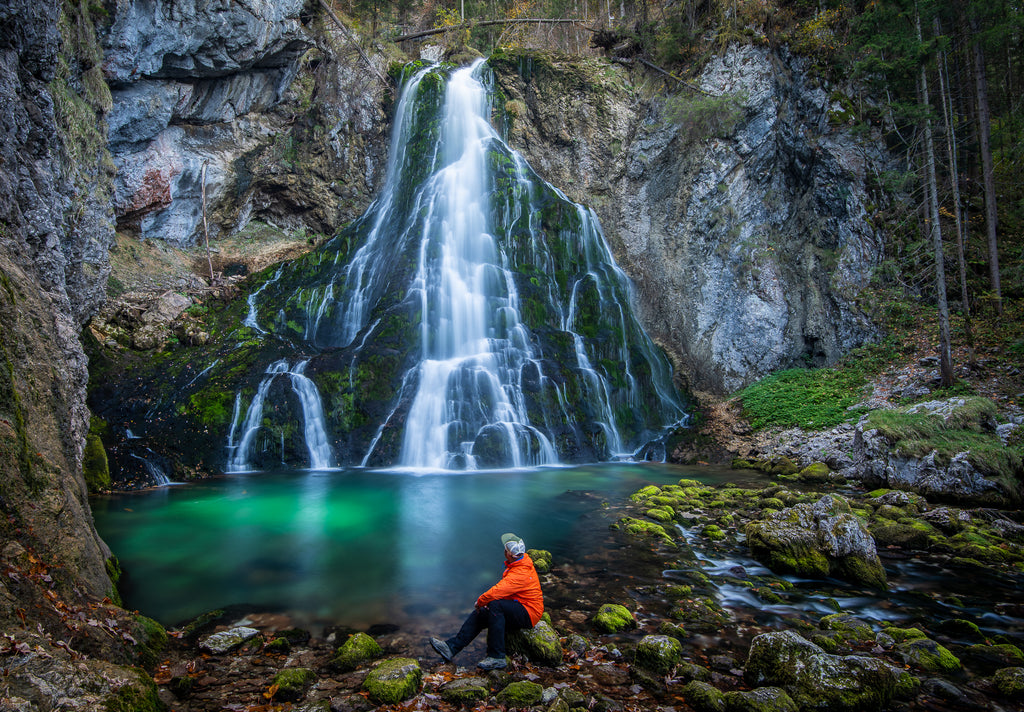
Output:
(429, 532), (543, 670)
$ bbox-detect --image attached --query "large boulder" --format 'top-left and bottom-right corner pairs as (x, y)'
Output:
(745, 494), (886, 589)
(744, 630), (905, 711)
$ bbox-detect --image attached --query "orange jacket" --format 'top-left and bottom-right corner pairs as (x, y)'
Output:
(475, 552), (544, 626)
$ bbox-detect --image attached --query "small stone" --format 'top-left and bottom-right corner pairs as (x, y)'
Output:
(495, 680), (544, 706)
(199, 627), (260, 654)
(439, 676), (490, 704)
(993, 667), (1024, 698)
(362, 658), (421, 704)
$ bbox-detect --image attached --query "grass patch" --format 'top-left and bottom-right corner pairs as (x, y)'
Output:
(737, 367), (868, 430)
(866, 399), (1021, 480)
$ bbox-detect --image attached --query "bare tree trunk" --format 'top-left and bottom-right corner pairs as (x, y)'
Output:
(918, 3), (955, 388)
(935, 17), (975, 366)
(200, 160), (215, 285)
(969, 15), (1002, 314)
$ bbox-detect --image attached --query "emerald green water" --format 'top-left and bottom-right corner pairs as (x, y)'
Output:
(93, 464), (749, 628)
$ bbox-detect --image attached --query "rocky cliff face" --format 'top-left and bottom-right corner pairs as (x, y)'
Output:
(492, 46), (886, 394)
(100, 0), (391, 247)
(0, 0), (114, 606)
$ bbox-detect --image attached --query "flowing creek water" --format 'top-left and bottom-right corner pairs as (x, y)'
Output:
(92, 465), (1024, 654)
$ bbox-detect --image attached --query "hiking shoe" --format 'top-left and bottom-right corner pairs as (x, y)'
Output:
(429, 637), (453, 663)
(477, 656), (507, 670)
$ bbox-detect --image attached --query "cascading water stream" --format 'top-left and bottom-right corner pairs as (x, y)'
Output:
(219, 59), (688, 471)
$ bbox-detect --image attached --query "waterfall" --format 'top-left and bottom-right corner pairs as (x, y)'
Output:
(226, 360), (334, 471)
(221, 59), (688, 471)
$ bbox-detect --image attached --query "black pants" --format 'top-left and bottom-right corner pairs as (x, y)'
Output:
(446, 599), (532, 659)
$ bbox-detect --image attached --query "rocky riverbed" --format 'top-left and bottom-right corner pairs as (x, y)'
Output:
(127, 473), (1024, 712)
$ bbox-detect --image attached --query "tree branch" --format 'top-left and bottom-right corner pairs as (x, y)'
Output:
(318, 0), (392, 92)
(394, 18), (592, 43)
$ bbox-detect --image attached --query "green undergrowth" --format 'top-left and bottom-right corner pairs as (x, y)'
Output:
(736, 366), (869, 430)
(866, 399), (1021, 481)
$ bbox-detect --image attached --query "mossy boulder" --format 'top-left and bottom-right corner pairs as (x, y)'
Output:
(744, 630), (902, 711)
(797, 462), (831, 483)
(895, 637), (961, 674)
(683, 680), (726, 712)
(527, 548), (552, 573)
(495, 680), (544, 706)
(593, 603), (635, 633)
(723, 687), (798, 712)
(994, 667), (1024, 698)
(745, 495), (886, 589)
(646, 506), (675, 522)
(440, 676), (491, 704)
(331, 632), (383, 671)
(819, 614), (875, 644)
(362, 658), (422, 704)
(507, 620), (562, 666)
(635, 634), (682, 673)
(271, 667), (316, 702)
(631, 485), (662, 501)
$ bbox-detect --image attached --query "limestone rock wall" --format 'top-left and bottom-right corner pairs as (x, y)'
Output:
(0, 0), (115, 606)
(493, 46), (887, 394)
(101, 0), (391, 246)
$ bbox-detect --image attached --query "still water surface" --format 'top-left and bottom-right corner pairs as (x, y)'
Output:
(92, 463), (751, 628)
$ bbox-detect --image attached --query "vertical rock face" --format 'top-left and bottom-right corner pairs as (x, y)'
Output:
(100, 0), (390, 246)
(0, 0), (114, 602)
(493, 46), (887, 394)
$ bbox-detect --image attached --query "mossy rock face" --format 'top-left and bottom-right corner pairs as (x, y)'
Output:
(507, 620), (563, 666)
(896, 638), (961, 674)
(83, 418), (110, 492)
(683, 680), (726, 712)
(527, 548), (553, 573)
(495, 680), (544, 706)
(362, 658), (422, 704)
(593, 603), (635, 633)
(271, 667), (316, 702)
(744, 630), (901, 712)
(723, 687), (798, 712)
(331, 632), (383, 672)
(635, 634), (682, 674)
(440, 676), (491, 703)
(994, 667), (1024, 698)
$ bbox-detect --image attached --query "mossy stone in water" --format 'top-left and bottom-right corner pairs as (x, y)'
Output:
(527, 548), (552, 573)
(723, 687), (798, 712)
(332, 632), (383, 671)
(797, 462), (830, 483)
(593, 603), (635, 633)
(271, 667), (316, 702)
(495, 680), (543, 706)
(897, 637), (961, 674)
(635, 634), (682, 674)
(631, 485), (662, 501)
(963, 643), (1024, 673)
(362, 657), (421, 704)
(646, 506), (675, 522)
(507, 620), (563, 666)
(820, 613), (875, 643)
(994, 667), (1024, 698)
(683, 680), (725, 712)
(614, 517), (676, 546)
(440, 676), (490, 704)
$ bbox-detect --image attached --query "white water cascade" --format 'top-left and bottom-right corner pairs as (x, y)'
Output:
(226, 360), (334, 471)
(222, 59), (688, 471)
